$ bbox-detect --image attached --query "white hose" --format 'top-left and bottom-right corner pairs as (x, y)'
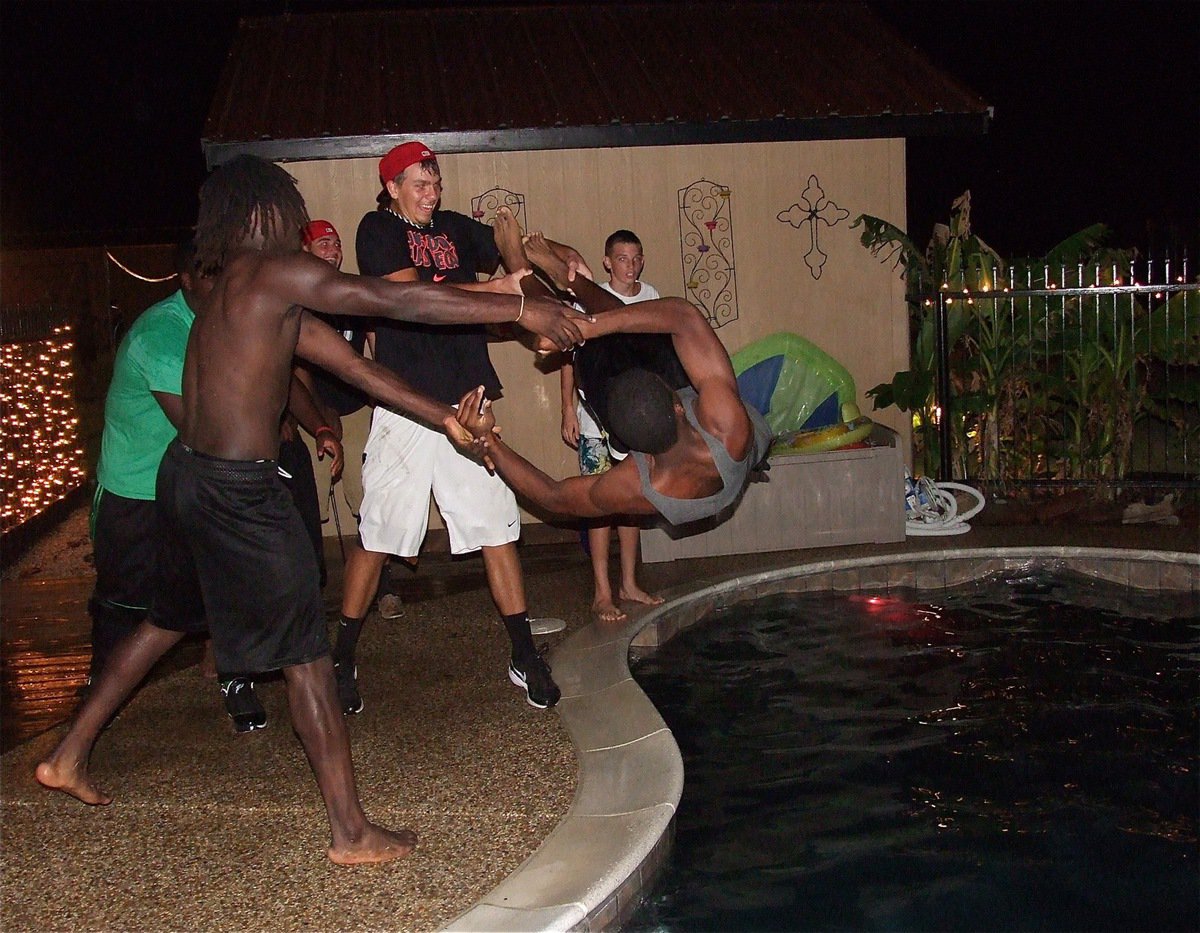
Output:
(904, 473), (986, 536)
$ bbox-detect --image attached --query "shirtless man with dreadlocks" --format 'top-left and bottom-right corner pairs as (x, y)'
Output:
(35, 155), (585, 866)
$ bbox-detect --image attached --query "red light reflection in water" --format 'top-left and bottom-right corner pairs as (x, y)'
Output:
(848, 593), (953, 643)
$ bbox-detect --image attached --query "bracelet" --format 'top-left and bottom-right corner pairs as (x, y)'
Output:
(515, 294), (525, 324)
(314, 425), (336, 437)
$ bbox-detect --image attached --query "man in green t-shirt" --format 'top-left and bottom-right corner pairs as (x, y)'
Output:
(88, 243), (208, 690)
(90, 243), (280, 732)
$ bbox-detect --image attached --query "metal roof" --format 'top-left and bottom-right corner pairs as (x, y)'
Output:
(203, 1), (991, 167)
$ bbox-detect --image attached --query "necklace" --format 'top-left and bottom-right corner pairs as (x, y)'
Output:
(387, 207), (432, 230)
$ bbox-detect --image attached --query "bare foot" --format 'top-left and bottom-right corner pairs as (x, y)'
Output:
(619, 586), (665, 608)
(493, 207), (530, 275)
(327, 823), (418, 866)
(524, 233), (594, 283)
(198, 639), (217, 679)
(35, 758), (113, 806)
(592, 599), (627, 624)
(524, 233), (573, 291)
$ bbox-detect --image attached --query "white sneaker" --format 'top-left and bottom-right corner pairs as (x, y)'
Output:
(529, 617), (566, 636)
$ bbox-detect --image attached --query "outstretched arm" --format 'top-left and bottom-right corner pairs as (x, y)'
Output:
(456, 387), (654, 519)
(272, 253), (588, 350)
(295, 312), (472, 449)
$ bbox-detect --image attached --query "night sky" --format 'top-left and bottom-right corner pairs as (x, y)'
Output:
(2, 0), (1197, 258)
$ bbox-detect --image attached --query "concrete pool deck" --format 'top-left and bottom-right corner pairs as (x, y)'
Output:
(2, 522), (1196, 931)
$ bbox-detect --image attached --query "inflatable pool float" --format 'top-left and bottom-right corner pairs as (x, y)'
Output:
(732, 332), (873, 454)
(771, 412), (875, 455)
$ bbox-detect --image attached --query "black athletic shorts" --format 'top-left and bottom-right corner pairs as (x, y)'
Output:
(91, 487), (161, 612)
(155, 440), (329, 676)
(91, 485), (206, 631)
(277, 432), (326, 588)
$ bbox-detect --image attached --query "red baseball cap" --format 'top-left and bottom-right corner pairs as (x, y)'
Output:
(379, 141), (436, 184)
(303, 220), (338, 244)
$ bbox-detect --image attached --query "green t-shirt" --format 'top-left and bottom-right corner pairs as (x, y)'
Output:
(96, 289), (195, 500)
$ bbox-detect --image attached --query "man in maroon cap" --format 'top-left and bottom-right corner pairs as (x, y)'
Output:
(296, 219), (409, 618)
(335, 141), (564, 714)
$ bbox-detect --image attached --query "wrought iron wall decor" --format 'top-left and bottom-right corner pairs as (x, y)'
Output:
(776, 175), (849, 280)
(678, 179), (738, 328)
(471, 187), (527, 230)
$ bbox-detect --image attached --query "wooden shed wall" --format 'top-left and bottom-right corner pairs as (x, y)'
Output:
(287, 137), (910, 534)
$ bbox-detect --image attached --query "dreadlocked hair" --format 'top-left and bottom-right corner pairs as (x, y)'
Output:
(194, 155), (309, 277)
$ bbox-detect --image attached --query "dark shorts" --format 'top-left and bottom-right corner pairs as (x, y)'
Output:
(91, 488), (159, 612)
(91, 486), (206, 630)
(277, 432), (326, 588)
(155, 440), (329, 677)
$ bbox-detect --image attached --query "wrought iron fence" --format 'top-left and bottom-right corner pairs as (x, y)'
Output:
(916, 253), (1197, 490)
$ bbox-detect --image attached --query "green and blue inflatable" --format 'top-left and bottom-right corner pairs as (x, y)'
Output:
(732, 332), (873, 454)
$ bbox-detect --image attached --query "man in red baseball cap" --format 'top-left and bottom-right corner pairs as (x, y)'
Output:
(378, 141), (435, 191)
(298, 219), (403, 617)
(335, 141), (567, 715)
(303, 219), (341, 259)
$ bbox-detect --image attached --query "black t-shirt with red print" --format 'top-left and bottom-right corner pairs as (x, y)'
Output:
(356, 208), (503, 405)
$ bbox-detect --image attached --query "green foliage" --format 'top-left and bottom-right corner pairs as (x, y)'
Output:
(854, 192), (1195, 483)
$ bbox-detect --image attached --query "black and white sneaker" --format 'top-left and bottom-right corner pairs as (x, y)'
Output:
(508, 649), (561, 710)
(220, 677), (267, 733)
(334, 662), (364, 715)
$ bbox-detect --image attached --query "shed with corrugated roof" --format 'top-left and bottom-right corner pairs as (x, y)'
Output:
(205, 1), (990, 533)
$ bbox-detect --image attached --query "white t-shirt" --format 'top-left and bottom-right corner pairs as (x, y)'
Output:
(575, 280), (662, 440)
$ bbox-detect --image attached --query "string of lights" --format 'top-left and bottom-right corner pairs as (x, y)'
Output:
(0, 324), (87, 533)
(106, 250), (178, 284)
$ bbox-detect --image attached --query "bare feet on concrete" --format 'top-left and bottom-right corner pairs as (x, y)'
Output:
(619, 585), (665, 608)
(592, 599), (628, 624)
(34, 757), (113, 806)
(327, 823), (418, 866)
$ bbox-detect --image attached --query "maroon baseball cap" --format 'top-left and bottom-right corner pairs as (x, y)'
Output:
(303, 219), (338, 244)
(379, 141), (436, 184)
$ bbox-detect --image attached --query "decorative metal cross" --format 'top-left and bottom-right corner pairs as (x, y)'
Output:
(776, 175), (849, 280)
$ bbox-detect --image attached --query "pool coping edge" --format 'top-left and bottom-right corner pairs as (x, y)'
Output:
(443, 546), (1198, 932)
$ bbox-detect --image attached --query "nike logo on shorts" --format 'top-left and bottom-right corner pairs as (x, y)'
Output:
(433, 273), (447, 282)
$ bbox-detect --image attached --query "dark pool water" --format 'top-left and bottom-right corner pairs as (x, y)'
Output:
(628, 571), (1198, 932)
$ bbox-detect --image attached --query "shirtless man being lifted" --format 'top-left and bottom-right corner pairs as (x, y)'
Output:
(35, 156), (583, 866)
(461, 210), (769, 528)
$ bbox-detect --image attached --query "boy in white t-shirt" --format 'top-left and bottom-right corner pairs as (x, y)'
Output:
(559, 230), (665, 622)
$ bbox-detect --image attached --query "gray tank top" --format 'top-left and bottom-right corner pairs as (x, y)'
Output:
(631, 387), (771, 525)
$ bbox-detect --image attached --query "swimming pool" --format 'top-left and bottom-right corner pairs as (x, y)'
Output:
(445, 547), (1197, 932)
(627, 568), (1198, 931)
